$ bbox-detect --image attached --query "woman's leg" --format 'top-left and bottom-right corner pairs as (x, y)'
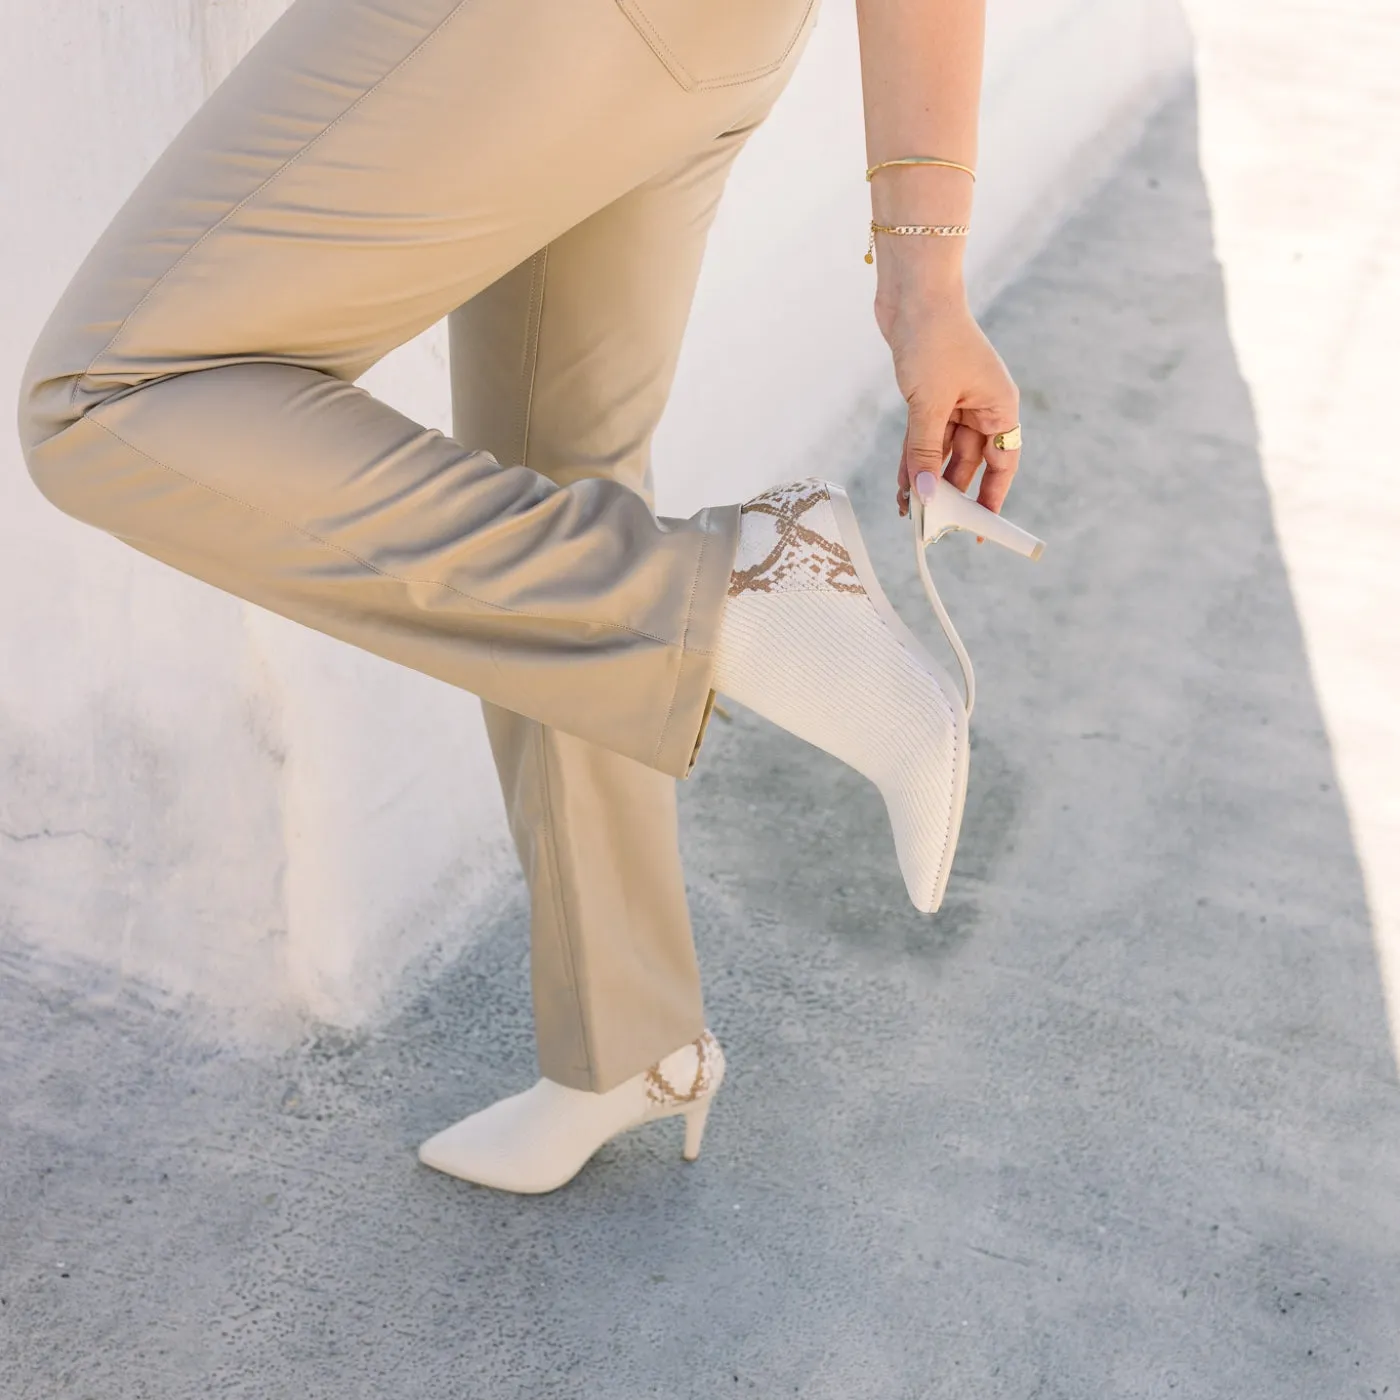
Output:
(450, 127), (762, 1092)
(17, 0), (814, 777)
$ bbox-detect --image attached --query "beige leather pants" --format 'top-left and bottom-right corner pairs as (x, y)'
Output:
(17, 0), (818, 1091)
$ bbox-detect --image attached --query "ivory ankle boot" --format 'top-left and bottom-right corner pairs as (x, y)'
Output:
(417, 1030), (723, 1193)
(712, 476), (1040, 913)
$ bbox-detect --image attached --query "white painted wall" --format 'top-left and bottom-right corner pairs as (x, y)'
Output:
(0, 0), (1189, 1036)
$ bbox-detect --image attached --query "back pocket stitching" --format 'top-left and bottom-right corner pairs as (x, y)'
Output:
(614, 0), (816, 92)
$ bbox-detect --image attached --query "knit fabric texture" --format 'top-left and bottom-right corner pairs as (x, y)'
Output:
(713, 479), (961, 912)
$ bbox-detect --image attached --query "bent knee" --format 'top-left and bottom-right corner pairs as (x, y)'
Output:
(17, 376), (87, 524)
(17, 315), (119, 523)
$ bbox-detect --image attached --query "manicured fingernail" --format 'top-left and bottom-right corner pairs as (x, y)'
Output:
(915, 471), (937, 502)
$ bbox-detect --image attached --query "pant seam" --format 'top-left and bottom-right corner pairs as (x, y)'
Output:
(84, 415), (683, 649)
(514, 249), (591, 1084)
(518, 247), (548, 467)
(533, 724), (596, 1086)
(70, 0), (475, 408)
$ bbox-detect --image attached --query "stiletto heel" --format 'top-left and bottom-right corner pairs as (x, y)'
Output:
(913, 471), (1045, 560)
(682, 1099), (712, 1161)
(904, 472), (1045, 721)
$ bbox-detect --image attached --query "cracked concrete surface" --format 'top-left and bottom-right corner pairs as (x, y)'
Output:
(4, 39), (1400, 1400)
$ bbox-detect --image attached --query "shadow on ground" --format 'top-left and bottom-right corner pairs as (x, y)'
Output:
(3, 90), (1398, 1399)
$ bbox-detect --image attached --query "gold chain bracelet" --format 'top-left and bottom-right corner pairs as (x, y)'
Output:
(866, 157), (977, 183)
(865, 221), (971, 264)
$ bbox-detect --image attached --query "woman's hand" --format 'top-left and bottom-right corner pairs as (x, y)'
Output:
(874, 256), (1021, 520)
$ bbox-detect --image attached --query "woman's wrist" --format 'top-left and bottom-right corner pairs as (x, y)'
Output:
(874, 236), (969, 302)
(873, 245), (972, 345)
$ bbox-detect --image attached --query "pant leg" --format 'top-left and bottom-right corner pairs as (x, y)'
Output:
(16, 0), (816, 778)
(450, 126), (761, 1091)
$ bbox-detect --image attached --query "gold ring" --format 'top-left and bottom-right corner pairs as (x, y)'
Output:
(992, 425), (1023, 452)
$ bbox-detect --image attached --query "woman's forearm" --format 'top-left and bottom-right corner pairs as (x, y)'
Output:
(855, 0), (987, 290)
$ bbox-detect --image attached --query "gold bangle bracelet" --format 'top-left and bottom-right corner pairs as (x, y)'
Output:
(866, 157), (977, 183)
(865, 221), (970, 264)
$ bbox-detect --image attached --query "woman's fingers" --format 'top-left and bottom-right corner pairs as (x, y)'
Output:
(977, 435), (1021, 513)
(941, 420), (984, 494)
(899, 411), (1022, 516)
(906, 397), (952, 485)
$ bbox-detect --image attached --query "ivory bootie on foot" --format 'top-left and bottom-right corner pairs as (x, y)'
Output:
(712, 476), (1042, 913)
(416, 1030), (723, 1193)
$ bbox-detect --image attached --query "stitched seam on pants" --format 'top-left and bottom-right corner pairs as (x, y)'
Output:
(70, 0), (475, 408)
(615, 0), (816, 91)
(516, 263), (590, 1082)
(695, 0), (817, 90)
(518, 247), (548, 468)
(652, 505), (713, 766)
(88, 416), (680, 646)
(534, 723), (596, 1084)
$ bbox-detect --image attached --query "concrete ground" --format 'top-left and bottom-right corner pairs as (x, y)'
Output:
(5, 31), (1400, 1400)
